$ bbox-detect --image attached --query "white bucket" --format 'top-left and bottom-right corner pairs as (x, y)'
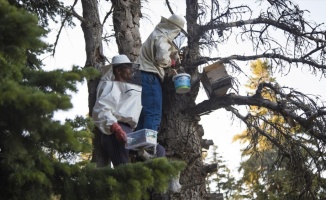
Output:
(172, 73), (191, 94)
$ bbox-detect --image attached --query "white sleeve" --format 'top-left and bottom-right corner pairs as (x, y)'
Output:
(154, 37), (173, 68)
(92, 81), (118, 135)
(116, 83), (142, 129)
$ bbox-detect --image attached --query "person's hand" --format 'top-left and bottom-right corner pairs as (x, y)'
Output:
(110, 123), (127, 144)
(170, 58), (176, 68)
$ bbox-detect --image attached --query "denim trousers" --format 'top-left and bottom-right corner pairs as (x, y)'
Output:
(136, 71), (162, 132)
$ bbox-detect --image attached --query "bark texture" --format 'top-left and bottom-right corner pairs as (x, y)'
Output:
(80, 0), (108, 167)
(80, 0), (326, 198)
(111, 0), (142, 61)
(159, 0), (209, 199)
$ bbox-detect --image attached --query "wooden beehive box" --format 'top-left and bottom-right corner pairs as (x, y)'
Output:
(201, 61), (232, 98)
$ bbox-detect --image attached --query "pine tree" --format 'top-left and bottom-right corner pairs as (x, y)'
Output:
(204, 145), (238, 199)
(233, 59), (326, 199)
(0, 0), (94, 198)
(0, 1), (185, 199)
(5, 0), (326, 199)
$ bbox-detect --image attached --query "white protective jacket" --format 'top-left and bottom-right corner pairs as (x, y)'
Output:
(137, 18), (181, 81)
(92, 69), (142, 135)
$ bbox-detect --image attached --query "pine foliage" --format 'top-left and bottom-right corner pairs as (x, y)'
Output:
(52, 158), (184, 200)
(233, 59), (326, 199)
(205, 145), (238, 199)
(0, 1), (185, 199)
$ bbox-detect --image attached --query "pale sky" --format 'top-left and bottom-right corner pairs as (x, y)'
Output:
(43, 0), (326, 177)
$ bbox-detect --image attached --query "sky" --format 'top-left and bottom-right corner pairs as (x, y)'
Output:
(43, 0), (326, 177)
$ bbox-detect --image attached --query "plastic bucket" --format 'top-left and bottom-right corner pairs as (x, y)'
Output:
(172, 73), (191, 94)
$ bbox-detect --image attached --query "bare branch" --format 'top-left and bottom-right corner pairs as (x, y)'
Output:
(58, 3), (86, 23)
(190, 53), (326, 71)
(203, 163), (218, 174)
(69, 8), (85, 23)
(202, 17), (326, 43)
(165, 0), (174, 14)
(53, 1), (84, 56)
(186, 92), (326, 132)
(102, 5), (114, 25)
(201, 139), (214, 150)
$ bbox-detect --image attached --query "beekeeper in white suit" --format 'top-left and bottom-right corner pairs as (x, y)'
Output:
(136, 14), (187, 134)
(136, 14), (187, 193)
(92, 54), (165, 167)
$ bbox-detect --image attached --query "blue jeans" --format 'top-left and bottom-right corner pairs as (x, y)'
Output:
(136, 71), (165, 158)
(136, 71), (162, 132)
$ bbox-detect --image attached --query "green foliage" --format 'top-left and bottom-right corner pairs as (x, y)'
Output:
(204, 146), (239, 199)
(0, 0), (46, 81)
(7, 0), (69, 27)
(0, 2), (185, 199)
(23, 66), (98, 94)
(48, 158), (184, 200)
(233, 59), (326, 199)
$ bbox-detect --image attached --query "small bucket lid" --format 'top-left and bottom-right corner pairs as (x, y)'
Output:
(172, 73), (191, 81)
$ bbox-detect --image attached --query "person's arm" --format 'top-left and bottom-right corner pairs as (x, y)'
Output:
(117, 83), (142, 130)
(154, 37), (176, 68)
(170, 47), (181, 67)
(92, 81), (118, 135)
(92, 81), (127, 144)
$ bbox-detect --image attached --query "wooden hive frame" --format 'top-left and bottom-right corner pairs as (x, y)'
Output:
(201, 61), (233, 99)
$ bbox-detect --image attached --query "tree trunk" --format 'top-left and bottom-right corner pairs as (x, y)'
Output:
(111, 0), (142, 60)
(110, 0), (207, 198)
(161, 41), (205, 198)
(93, 0), (209, 198)
(80, 0), (108, 167)
(160, 0), (208, 199)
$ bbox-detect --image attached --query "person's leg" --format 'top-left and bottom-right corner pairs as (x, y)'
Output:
(101, 123), (132, 167)
(135, 72), (166, 163)
(138, 71), (162, 131)
(156, 144), (165, 157)
(136, 109), (144, 130)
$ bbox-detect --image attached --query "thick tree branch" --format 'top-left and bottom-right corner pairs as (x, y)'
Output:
(201, 139), (214, 150)
(203, 193), (224, 200)
(58, 4), (86, 23)
(190, 53), (326, 71)
(185, 93), (326, 131)
(203, 163), (218, 175)
(201, 17), (326, 43)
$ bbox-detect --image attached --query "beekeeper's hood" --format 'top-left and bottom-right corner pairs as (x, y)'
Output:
(156, 14), (187, 50)
(100, 54), (140, 80)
